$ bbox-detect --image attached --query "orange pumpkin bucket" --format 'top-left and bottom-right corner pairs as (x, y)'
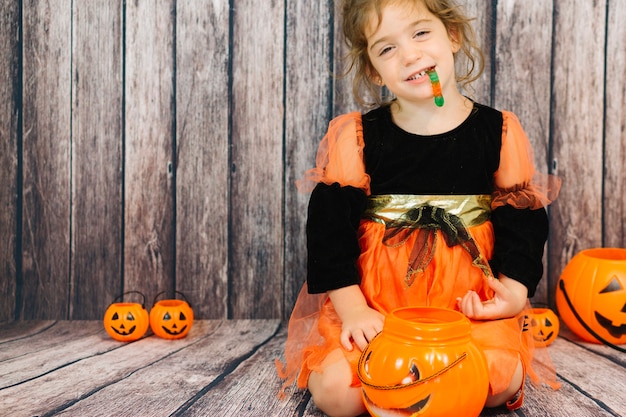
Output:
(357, 307), (489, 417)
(149, 291), (194, 339)
(103, 291), (150, 342)
(556, 248), (626, 349)
(529, 307), (560, 347)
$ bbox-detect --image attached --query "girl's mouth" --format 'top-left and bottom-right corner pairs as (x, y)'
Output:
(406, 66), (435, 81)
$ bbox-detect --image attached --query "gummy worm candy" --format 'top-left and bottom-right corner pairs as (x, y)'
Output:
(427, 68), (444, 107)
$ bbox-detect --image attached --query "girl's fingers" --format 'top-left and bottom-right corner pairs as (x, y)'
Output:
(340, 329), (354, 351)
(352, 332), (369, 351)
(364, 326), (380, 346)
(486, 276), (505, 295)
(458, 291), (486, 319)
(458, 291), (473, 317)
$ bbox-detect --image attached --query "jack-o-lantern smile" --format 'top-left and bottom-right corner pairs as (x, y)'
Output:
(594, 276), (626, 338)
(528, 308), (559, 346)
(533, 328), (553, 342)
(363, 390), (430, 416)
(160, 311), (189, 335)
(595, 312), (626, 338)
(109, 312), (138, 336)
(361, 355), (432, 415)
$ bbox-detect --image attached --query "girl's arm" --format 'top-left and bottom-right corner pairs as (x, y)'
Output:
(328, 285), (385, 351)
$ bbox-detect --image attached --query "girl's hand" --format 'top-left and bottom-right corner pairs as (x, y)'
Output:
(338, 304), (385, 352)
(457, 275), (528, 320)
(328, 285), (385, 352)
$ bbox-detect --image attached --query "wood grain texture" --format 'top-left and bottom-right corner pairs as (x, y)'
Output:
(52, 321), (279, 416)
(3, 1), (626, 321)
(1, 320), (623, 417)
(283, 0), (334, 319)
(229, 0), (285, 319)
(493, 0), (554, 305)
(0, 320), (55, 343)
(175, 0), (230, 318)
(548, 0), (607, 291)
(70, 1), (124, 319)
(0, 0), (20, 323)
(457, 0), (494, 104)
(21, 0), (72, 319)
(0, 321), (221, 416)
(603, 1), (626, 248)
(124, 0), (176, 300)
(0, 322), (120, 388)
(331, 1), (362, 116)
(548, 337), (626, 416)
(493, 0), (553, 171)
(178, 324), (311, 416)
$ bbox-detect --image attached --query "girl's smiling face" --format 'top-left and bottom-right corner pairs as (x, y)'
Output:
(365, 1), (461, 106)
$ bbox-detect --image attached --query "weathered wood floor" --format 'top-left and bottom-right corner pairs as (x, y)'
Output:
(0, 320), (624, 417)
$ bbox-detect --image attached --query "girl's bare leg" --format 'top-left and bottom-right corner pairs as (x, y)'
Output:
(308, 348), (367, 417)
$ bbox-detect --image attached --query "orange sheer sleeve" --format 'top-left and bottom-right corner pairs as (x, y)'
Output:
(492, 111), (561, 209)
(296, 112), (371, 195)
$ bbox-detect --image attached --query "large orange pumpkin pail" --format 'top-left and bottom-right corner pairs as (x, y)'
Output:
(357, 307), (489, 417)
(556, 248), (626, 348)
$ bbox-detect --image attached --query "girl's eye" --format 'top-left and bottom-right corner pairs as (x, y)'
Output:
(413, 30), (429, 39)
(379, 46), (393, 56)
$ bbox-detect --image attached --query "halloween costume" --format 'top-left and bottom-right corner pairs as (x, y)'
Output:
(278, 103), (560, 403)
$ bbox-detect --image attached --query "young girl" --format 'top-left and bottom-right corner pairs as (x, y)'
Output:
(279, 1), (560, 416)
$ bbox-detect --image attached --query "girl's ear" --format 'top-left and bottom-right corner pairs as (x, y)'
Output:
(367, 68), (384, 86)
(448, 26), (462, 53)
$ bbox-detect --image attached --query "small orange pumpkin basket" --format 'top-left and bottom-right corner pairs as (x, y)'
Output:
(556, 248), (626, 350)
(149, 291), (194, 339)
(528, 307), (560, 347)
(357, 306), (489, 417)
(103, 291), (150, 342)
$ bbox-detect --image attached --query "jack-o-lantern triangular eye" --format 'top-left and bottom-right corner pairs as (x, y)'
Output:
(600, 276), (623, 293)
(126, 313), (135, 321)
(545, 317), (553, 327)
(112, 312), (119, 320)
(179, 312), (187, 320)
(163, 312), (171, 321)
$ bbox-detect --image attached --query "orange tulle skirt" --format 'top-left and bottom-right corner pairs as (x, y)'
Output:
(277, 218), (559, 399)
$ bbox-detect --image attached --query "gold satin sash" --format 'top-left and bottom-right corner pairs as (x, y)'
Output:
(364, 194), (492, 228)
(363, 194), (493, 286)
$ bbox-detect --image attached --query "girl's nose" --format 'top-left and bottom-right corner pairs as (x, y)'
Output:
(401, 45), (422, 65)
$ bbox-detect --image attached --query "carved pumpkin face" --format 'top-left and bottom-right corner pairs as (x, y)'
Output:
(149, 299), (194, 339)
(103, 302), (149, 342)
(529, 308), (559, 346)
(557, 248), (626, 345)
(358, 307), (489, 417)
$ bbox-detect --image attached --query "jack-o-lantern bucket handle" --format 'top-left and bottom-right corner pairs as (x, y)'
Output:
(357, 333), (468, 390)
(111, 291), (147, 308)
(558, 280), (626, 353)
(152, 290), (192, 308)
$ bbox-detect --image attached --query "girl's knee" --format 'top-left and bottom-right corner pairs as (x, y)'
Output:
(309, 371), (365, 417)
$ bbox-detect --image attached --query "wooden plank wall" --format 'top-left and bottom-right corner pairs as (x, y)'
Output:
(1, 0), (624, 322)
